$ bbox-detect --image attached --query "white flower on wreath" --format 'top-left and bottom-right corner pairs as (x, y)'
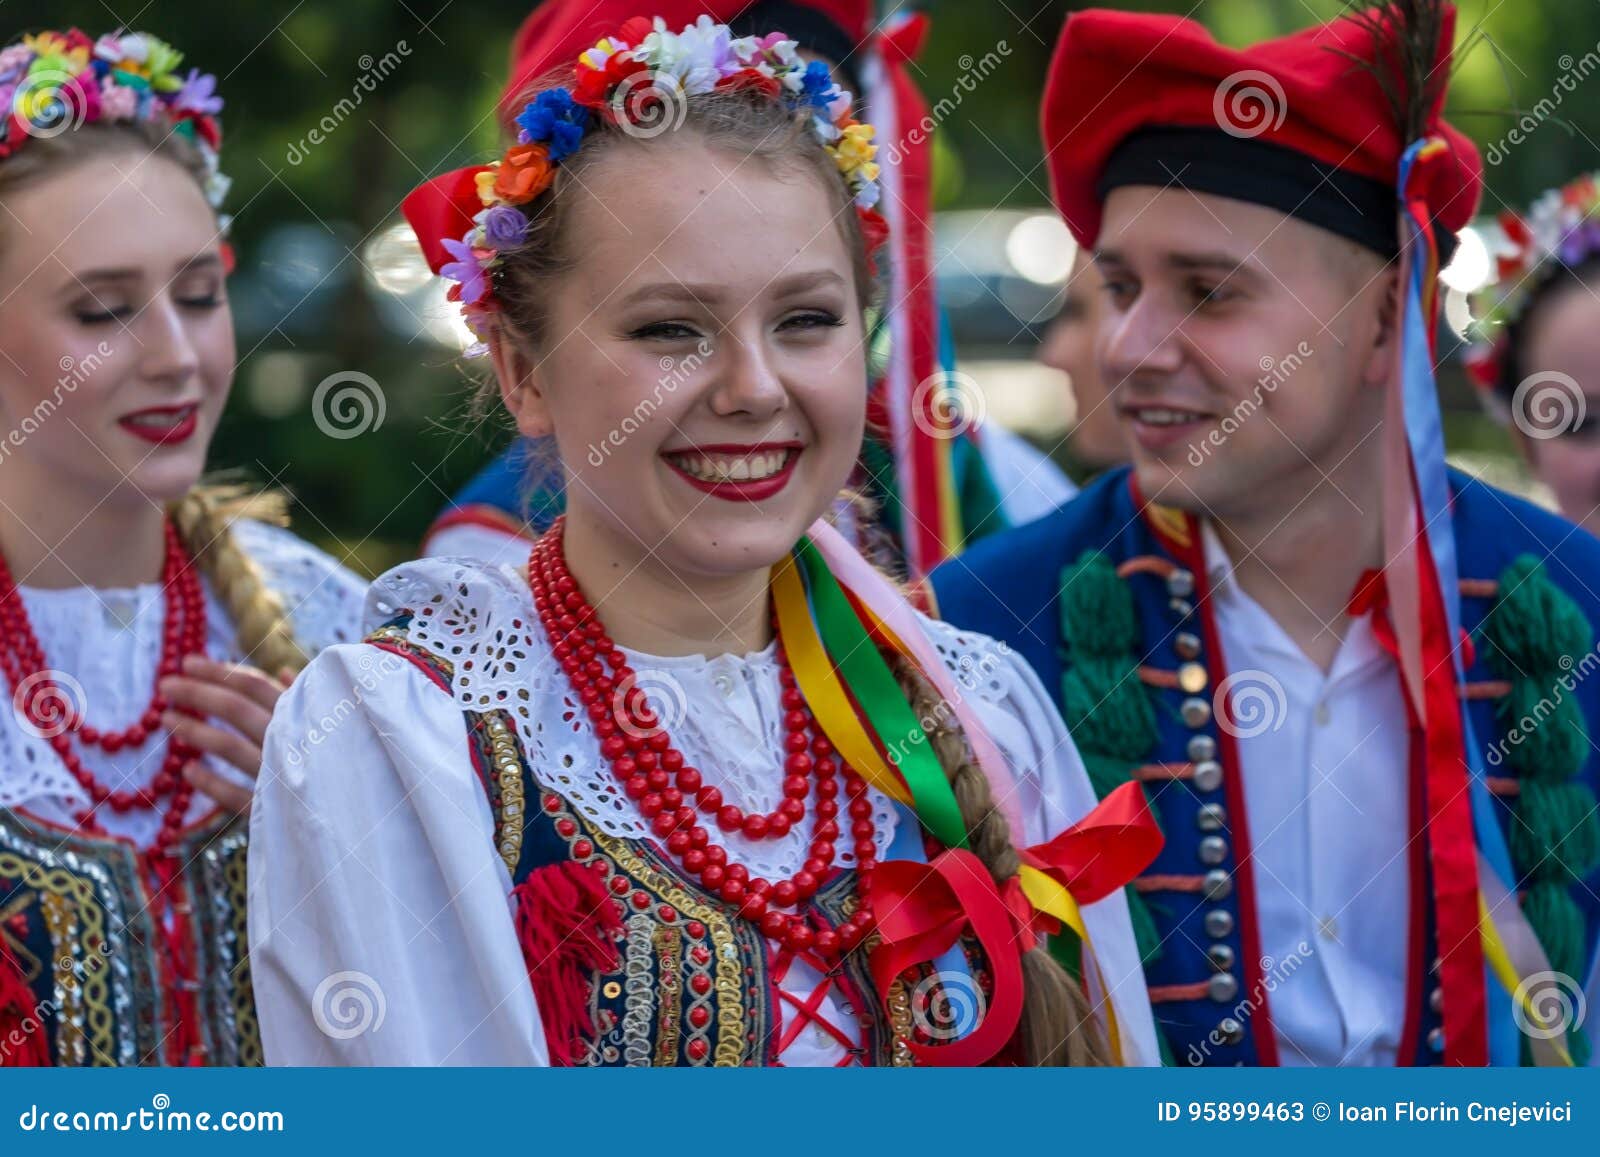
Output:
(92, 32), (127, 65)
(636, 15), (742, 96)
(118, 32), (153, 65)
(764, 37), (803, 74)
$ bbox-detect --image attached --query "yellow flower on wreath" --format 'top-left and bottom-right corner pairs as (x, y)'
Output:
(23, 33), (88, 70)
(834, 121), (878, 185)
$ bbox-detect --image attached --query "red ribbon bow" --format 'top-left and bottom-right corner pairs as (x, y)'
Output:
(865, 782), (1161, 1066)
(401, 165), (491, 274)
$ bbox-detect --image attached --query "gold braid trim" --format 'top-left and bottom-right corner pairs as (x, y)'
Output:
(0, 853), (114, 1065)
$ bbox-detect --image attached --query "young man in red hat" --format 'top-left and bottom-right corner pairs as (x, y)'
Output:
(419, 0), (1069, 576)
(934, 3), (1600, 1067)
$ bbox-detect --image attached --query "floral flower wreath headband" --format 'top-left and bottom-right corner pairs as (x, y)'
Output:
(414, 16), (888, 359)
(1464, 172), (1600, 394)
(0, 29), (228, 212)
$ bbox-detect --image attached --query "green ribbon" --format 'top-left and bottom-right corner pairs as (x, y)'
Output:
(793, 537), (968, 851)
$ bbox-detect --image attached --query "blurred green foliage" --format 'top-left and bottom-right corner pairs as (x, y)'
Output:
(5, 1), (1590, 572)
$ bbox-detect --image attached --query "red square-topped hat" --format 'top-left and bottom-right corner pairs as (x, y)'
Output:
(1041, 3), (1482, 257)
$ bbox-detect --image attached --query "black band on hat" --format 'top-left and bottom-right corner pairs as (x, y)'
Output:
(1098, 126), (1416, 259)
(731, 1), (863, 97)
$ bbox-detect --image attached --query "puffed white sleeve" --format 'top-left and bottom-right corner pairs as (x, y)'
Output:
(924, 616), (1162, 1067)
(248, 642), (549, 1066)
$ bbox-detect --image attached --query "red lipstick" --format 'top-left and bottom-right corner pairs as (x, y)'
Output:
(118, 403), (199, 446)
(661, 442), (803, 503)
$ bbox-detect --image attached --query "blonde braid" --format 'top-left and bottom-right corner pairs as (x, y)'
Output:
(888, 652), (1112, 1067)
(167, 483), (309, 677)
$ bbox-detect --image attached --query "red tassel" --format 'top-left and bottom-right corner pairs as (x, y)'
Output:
(511, 862), (624, 1066)
(0, 934), (49, 1067)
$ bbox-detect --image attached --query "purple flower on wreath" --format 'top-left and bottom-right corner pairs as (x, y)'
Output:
(481, 204), (529, 249)
(1555, 219), (1600, 268)
(174, 68), (223, 116)
(440, 235), (489, 304)
(0, 45), (32, 76)
(515, 88), (589, 162)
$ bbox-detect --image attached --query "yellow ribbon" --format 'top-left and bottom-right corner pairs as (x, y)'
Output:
(1479, 895), (1574, 1067)
(1018, 864), (1124, 1064)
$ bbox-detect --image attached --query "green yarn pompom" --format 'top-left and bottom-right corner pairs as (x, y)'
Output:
(1482, 556), (1595, 677)
(1055, 549), (1164, 966)
(1059, 551), (1139, 657)
(1520, 882), (1589, 981)
(1510, 781), (1600, 884)
(1476, 555), (1600, 1064)
(1062, 657), (1156, 761)
(1496, 678), (1589, 783)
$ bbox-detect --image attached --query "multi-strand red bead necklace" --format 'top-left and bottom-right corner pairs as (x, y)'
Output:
(528, 518), (878, 960)
(0, 518), (207, 851)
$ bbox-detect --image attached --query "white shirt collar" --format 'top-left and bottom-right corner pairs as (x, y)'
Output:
(1199, 519), (1238, 598)
(1197, 517), (1390, 680)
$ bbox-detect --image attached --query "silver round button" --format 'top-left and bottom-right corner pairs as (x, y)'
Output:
(1217, 1016), (1245, 1045)
(1174, 631), (1202, 660)
(1196, 803), (1228, 832)
(1208, 973), (1239, 1002)
(1186, 734), (1217, 762)
(1427, 1027), (1445, 1053)
(1204, 909), (1234, 938)
(1181, 697), (1211, 727)
(1207, 944), (1236, 972)
(1202, 869), (1233, 901)
(1192, 759), (1223, 792)
(1198, 835), (1229, 865)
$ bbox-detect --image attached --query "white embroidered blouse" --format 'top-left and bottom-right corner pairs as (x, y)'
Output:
(0, 519), (368, 846)
(248, 554), (1158, 1067)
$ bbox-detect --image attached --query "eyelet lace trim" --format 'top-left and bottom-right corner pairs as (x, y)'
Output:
(365, 558), (1062, 879)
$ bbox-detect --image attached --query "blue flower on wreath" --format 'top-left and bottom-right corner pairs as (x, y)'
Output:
(515, 87), (591, 162)
(798, 60), (837, 111)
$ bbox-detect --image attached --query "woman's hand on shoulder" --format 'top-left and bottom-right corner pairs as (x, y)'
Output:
(159, 655), (295, 814)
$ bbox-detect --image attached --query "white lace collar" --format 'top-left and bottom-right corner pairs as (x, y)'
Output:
(368, 555), (903, 879)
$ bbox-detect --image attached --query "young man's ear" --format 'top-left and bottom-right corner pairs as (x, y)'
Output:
(1360, 260), (1402, 390)
(489, 321), (553, 438)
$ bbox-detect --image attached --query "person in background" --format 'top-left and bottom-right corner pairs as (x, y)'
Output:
(932, 2), (1600, 1067)
(0, 28), (366, 1067)
(250, 16), (1159, 1066)
(1039, 250), (1128, 476)
(1465, 173), (1600, 536)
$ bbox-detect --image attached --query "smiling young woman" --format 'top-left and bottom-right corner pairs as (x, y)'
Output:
(248, 16), (1161, 1069)
(0, 30), (366, 1067)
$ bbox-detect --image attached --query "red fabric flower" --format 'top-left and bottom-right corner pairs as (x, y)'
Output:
(857, 205), (890, 269)
(0, 115), (29, 161)
(174, 111), (222, 151)
(715, 68), (781, 100)
(617, 16), (655, 45)
(573, 50), (647, 110)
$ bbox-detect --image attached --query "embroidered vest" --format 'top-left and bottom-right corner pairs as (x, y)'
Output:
(0, 807), (257, 1066)
(371, 618), (995, 1067)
